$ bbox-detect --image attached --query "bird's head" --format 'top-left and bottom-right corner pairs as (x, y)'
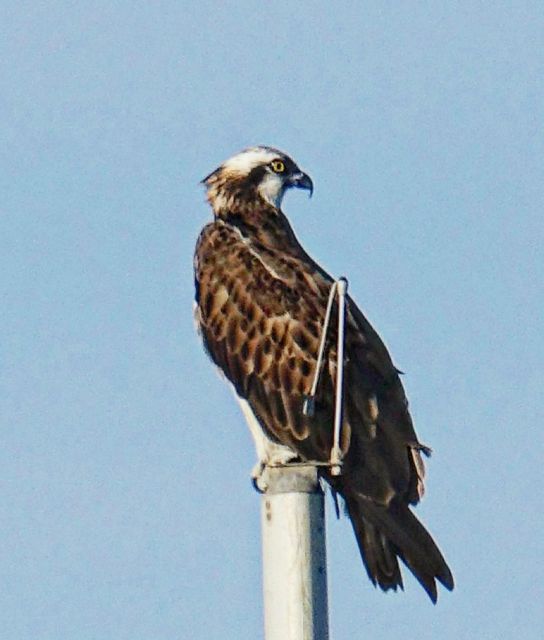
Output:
(202, 146), (313, 215)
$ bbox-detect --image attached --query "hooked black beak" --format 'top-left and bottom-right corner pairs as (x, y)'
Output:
(289, 171), (314, 197)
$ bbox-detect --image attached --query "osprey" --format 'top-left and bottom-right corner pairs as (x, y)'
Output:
(193, 146), (454, 602)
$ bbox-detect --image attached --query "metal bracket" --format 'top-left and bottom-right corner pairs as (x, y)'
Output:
(302, 277), (348, 476)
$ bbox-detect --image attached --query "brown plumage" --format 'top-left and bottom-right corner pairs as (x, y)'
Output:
(194, 146), (454, 602)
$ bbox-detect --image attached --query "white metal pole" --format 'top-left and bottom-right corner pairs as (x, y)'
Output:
(260, 465), (329, 640)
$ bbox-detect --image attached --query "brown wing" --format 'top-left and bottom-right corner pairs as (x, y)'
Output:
(195, 221), (336, 460)
(194, 221), (424, 500)
(194, 219), (453, 601)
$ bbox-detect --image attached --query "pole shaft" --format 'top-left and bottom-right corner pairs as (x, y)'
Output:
(261, 466), (329, 640)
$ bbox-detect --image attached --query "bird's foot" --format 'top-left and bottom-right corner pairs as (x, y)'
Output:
(251, 461), (268, 493)
(250, 449), (301, 493)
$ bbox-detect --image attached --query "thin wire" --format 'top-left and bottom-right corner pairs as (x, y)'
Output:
(330, 278), (348, 476)
(302, 281), (338, 417)
(268, 461), (338, 468)
(301, 277), (349, 477)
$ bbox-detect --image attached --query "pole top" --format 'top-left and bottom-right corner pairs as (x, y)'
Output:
(260, 465), (321, 495)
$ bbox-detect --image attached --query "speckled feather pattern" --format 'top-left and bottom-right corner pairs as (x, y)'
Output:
(194, 148), (453, 602)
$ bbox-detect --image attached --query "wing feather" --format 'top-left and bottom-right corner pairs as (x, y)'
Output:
(194, 216), (452, 600)
(195, 222), (427, 495)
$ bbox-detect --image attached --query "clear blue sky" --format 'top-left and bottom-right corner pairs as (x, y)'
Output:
(2, 2), (543, 638)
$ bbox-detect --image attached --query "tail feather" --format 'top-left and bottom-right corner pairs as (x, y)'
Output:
(345, 494), (454, 603)
(354, 516), (403, 592)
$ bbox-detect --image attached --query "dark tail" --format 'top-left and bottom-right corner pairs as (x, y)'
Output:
(345, 493), (454, 603)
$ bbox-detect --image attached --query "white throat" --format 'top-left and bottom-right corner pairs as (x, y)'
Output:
(257, 172), (285, 208)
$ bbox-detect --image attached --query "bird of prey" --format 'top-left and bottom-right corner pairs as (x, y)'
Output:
(193, 146), (454, 602)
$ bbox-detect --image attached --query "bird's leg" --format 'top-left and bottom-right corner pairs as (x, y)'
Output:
(251, 446), (300, 493)
(235, 395), (299, 492)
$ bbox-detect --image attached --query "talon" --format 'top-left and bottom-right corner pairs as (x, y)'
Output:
(251, 461), (268, 493)
(252, 475), (268, 493)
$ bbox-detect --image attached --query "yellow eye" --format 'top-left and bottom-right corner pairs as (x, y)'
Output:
(271, 160), (285, 173)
